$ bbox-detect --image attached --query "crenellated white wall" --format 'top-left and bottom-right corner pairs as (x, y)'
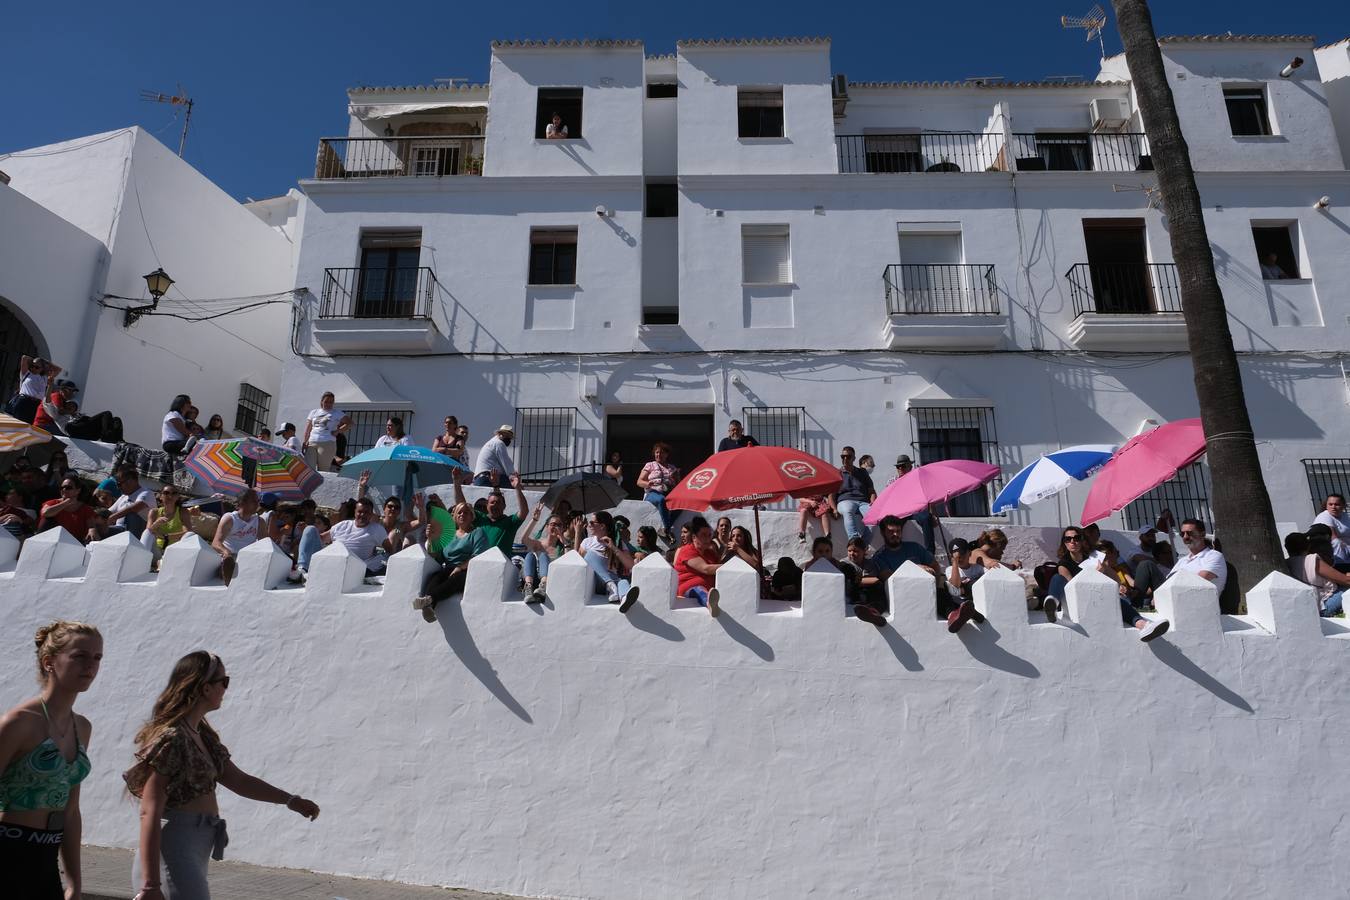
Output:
(3, 528), (1349, 899)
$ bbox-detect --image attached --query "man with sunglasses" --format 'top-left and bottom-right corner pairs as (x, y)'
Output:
(1165, 518), (1226, 596)
(834, 446), (876, 543)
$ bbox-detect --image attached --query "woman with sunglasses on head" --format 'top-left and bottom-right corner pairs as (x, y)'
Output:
(0, 620), (102, 899)
(125, 653), (320, 900)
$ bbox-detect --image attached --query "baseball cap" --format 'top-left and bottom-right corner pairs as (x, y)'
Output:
(948, 537), (971, 555)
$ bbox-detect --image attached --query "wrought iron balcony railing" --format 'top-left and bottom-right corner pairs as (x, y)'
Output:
(1009, 133), (1152, 172)
(320, 267), (438, 319)
(883, 264), (1000, 315)
(314, 137), (485, 179)
(836, 133), (1006, 174)
(1065, 263), (1181, 316)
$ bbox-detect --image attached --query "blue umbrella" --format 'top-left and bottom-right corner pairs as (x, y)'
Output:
(991, 444), (1116, 514)
(339, 443), (470, 497)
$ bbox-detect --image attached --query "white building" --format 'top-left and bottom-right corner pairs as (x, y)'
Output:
(279, 34), (1350, 536)
(0, 128), (296, 446)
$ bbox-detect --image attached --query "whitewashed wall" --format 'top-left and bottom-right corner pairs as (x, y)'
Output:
(2, 528), (1347, 899)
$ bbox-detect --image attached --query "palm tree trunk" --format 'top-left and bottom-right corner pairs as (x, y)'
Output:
(1110, 0), (1283, 591)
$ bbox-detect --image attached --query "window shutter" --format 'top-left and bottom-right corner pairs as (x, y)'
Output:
(742, 227), (791, 284)
(361, 230), (422, 248)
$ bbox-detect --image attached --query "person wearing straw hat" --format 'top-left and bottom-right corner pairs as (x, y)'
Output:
(473, 424), (517, 487)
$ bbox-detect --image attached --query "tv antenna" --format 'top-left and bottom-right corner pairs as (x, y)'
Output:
(139, 87), (195, 157)
(1112, 182), (1163, 210)
(1061, 4), (1108, 58)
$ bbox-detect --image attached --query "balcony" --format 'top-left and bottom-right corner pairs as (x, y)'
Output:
(313, 267), (440, 353)
(1009, 133), (1151, 172)
(881, 264), (1005, 349)
(1064, 262), (1188, 349)
(836, 133), (1007, 174)
(313, 137), (484, 180)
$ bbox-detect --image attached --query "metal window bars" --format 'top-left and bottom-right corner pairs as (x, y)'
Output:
(883, 264), (999, 315)
(515, 407), (578, 484)
(1065, 263), (1181, 316)
(1122, 462), (1211, 532)
(835, 133), (1005, 174)
(741, 407), (805, 450)
(1008, 132), (1151, 172)
(234, 383), (272, 437)
(320, 267), (438, 319)
(314, 137), (485, 179)
(908, 406), (1000, 517)
(344, 410), (415, 458)
(1301, 459), (1350, 516)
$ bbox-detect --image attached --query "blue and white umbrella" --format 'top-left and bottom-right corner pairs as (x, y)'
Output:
(991, 444), (1116, 514)
(339, 443), (470, 496)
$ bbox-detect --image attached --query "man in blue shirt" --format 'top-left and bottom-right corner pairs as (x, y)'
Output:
(835, 446), (877, 542)
(871, 515), (981, 633)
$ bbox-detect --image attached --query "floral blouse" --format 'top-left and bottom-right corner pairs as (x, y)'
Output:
(124, 724), (231, 808)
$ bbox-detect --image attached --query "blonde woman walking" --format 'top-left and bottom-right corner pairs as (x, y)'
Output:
(0, 620), (102, 899)
(125, 652), (319, 899)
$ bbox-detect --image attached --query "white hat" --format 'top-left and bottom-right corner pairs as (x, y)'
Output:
(496, 424), (515, 435)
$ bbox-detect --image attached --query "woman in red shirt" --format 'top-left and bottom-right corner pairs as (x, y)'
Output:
(673, 515), (723, 616)
(39, 477), (95, 542)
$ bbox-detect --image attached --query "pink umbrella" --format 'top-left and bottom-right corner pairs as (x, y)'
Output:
(863, 459), (1001, 525)
(1080, 418), (1206, 525)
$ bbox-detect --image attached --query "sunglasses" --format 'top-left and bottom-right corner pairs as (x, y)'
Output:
(1063, 535), (1084, 543)
(208, 676), (230, 689)
(1180, 530), (1201, 538)
(61, 484), (80, 491)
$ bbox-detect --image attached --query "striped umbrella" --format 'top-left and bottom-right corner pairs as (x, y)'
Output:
(0, 413), (56, 454)
(991, 444), (1117, 514)
(182, 437), (322, 501)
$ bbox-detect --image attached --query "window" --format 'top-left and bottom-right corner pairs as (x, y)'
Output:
(345, 410), (414, 457)
(647, 82), (678, 98)
(1302, 459), (1350, 514)
(1035, 133), (1093, 171)
(1224, 87), (1271, 136)
(515, 407), (576, 483)
(1122, 462), (1211, 532)
(357, 230), (421, 317)
(1252, 224), (1300, 279)
(234, 383), (271, 436)
(742, 225), (791, 284)
(645, 183), (678, 217)
(742, 407), (804, 450)
(908, 406), (999, 517)
(864, 134), (922, 173)
(536, 88), (583, 139)
(738, 88), (784, 138)
(528, 228), (578, 285)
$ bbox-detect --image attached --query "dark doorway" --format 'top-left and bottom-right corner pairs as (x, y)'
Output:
(606, 413), (715, 500)
(0, 304), (41, 400)
(1083, 221), (1151, 313)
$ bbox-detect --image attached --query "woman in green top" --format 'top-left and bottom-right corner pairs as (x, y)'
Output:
(414, 501), (491, 623)
(0, 620), (102, 899)
(146, 486), (195, 562)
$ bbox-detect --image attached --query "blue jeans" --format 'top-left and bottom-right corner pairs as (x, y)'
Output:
(296, 525), (323, 571)
(1322, 590), (1345, 617)
(684, 586), (711, 606)
(1047, 573), (1141, 625)
(524, 551), (550, 581)
(836, 499), (871, 542)
(582, 549), (629, 596)
(644, 491), (674, 532)
(472, 472), (496, 487)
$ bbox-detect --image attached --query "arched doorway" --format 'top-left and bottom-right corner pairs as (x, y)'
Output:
(0, 302), (42, 400)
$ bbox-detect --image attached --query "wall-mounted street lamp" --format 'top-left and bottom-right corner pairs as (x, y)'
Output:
(124, 268), (174, 327)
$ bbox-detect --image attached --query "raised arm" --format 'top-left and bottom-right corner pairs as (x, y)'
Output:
(510, 473), (527, 519)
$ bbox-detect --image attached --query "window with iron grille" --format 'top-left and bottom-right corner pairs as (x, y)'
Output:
(908, 406), (999, 516)
(345, 409), (414, 457)
(741, 407), (803, 450)
(234, 383), (271, 436)
(528, 228), (578, 285)
(515, 407), (577, 483)
(1122, 462), (1212, 531)
(1302, 459), (1350, 516)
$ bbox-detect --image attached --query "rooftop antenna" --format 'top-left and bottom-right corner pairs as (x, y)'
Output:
(1061, 4), (1108, 58)
(433, 77), (470, 88)
(139, 87), (194, 156)
(1112, 182), (1162, 210)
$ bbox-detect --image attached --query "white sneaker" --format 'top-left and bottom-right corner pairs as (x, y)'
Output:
(286, 568), (306, 584)
(1140, 619), (1170, 642)
(606, 582), (620, 604)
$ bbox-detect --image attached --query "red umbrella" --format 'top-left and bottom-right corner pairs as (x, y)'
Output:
(666, 446), (842, 565)
(863, 459), (1001, 525)
(1080, 418), (1206, 525)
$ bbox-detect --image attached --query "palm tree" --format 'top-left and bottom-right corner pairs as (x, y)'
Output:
(1110, 0), (1283, 590)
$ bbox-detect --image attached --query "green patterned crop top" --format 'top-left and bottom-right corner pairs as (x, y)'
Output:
(0, 702), (91, 812)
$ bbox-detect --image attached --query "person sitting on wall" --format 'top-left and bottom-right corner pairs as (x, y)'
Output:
(579, 510), (640, 612)
(1163, 518), (1227, 596)
(717, 419), (758, 452)
(945, 538), (986, 605)
(838, 536), (887, 627)
(290, 496), (389, 582)
(161, 395), (196, 454)
(545, 112), (568, 139)
(604, 449), (624, 485)
(1287, 530), (1350, 617)
(203, 414), (226, 441)
(633, 525), (661, 565)
(871, 515), (974, 632)
(724, 526), (762, 570)
(84, 507), (112, 544)
(713, 516), (734, 557)
(834, 447), (876, 544)
(258, 427), (273, 443)
(38, 476), (96, 543)
(376, 495), (410, 561)
(472, 425), (517, 488)
(105, 465), (153, 539)
(279, 422), (302, 455)
(637, 442), (680, 543)
(774, 537), (844, 600)
(431, 415), (459, 456)
(796, 492), (837, 543)
(17, 466), (58, 512)
(5, 355), (62, 424)
(674, 516), (722, 616)
(373, 416), (412, 449)
(414, 501), (491, 623)
(453, 469), (527, 557)
(0, 484), (37, 541)
(32, 379), (78, 435)
(969, 528), (1021, 571)
(301, 392), (351, 473)
(1047, 525), (1171, 641)
(1312, 494), (1350, 573)
(211, 489), (261, 586)
(519, 506), (571, 604)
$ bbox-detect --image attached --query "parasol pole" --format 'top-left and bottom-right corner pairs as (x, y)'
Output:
(403, 462), (417, 501)
(753, 504), (768, 579)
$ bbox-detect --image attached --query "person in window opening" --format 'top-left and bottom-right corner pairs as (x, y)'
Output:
(604, 450), (624, 485)
(580, 510), (640, 612)
(431, 416), (459, 457)
(717, 419), (758, 452)
(834, 446), (877, 544)
(473, 425), (517, 488)
(1259, 251), (1290, 280)
(674, 516), (722, 616)
(1045, 525), (1171, 641)
(161, 395), (197, 455)
(637, 442), (680, 543)
(545, 112), (568, 140)
(6, 355), (63, 424)
(374, 416), (412, 449)
(301, 392), (351, 474)
(203, 415), (225, 441)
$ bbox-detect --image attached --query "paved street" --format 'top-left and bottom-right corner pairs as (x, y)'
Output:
(81, 845), (532, 900)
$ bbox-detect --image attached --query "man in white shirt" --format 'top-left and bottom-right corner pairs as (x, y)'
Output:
(1166, 518), (1227, 596)
(473, 424), (518, 487)
(213, 489), (262, 585)
(290, 497), (389, 580)
(302, 391), (351, 472)
(279, 422), (303, 455)
(1312, 494), (1350, 570)
(107, 465), (155, 539)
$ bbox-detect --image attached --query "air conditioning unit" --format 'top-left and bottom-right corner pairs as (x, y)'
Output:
(1090, 97), (1129, 131)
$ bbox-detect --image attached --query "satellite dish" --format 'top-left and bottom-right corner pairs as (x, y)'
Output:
(1061, 4), (1108, 58)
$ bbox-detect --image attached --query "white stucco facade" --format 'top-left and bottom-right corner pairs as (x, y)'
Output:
(0, 128), (295, 446)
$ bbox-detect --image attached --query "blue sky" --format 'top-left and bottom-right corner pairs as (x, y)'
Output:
(5, 0), (1345, 200)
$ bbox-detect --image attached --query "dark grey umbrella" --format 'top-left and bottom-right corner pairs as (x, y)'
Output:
(540, 471), (626, 513)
